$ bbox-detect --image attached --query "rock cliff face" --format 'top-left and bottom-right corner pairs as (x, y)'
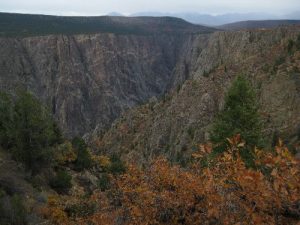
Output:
(1, 23), (300, 155)
(0, 33), (199, 137)
(92, 27), (300, 164)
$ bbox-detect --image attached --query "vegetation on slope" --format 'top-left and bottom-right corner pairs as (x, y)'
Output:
(37, 72), (299, 224)
(0, 85), (299, 224)
(218, 20), (300, 31)
(0, 12), (216, 37)
(0, 90), (97, 224)
(40, 136), (300, 225)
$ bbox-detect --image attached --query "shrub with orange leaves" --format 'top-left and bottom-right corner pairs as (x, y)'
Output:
(39, 195), (69, 225)
(41, 136), (300, 225)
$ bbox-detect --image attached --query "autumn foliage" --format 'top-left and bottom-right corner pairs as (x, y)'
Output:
(40, 136), (300, 225)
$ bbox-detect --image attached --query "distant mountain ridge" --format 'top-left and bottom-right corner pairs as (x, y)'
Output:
(218, 20), (300, 30)
(130, 11), (300, 26)
(0, 12), (215, 37)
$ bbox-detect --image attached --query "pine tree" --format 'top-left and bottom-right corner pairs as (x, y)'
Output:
(0, 92), (13, 148)
(12, 91), (61, 173)
(210, 75), (263, 156)
(72, 137), (92, 171)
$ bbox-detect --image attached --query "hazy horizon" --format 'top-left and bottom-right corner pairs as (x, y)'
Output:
(0, 10), (299, 18)
(0, 0), (299, 17)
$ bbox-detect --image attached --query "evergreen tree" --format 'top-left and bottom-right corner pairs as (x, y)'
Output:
(49, 169), (72, 194)
(210, 75), (263, 158)
(12, 91), (61, 173)
(72, 137), (92, 171)
(0, 92), (13, 148)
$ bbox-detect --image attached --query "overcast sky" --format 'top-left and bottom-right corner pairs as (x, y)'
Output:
(0, 0), (299, 16)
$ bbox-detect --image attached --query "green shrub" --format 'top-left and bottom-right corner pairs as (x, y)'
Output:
(0, 194), (27, 225)
(296, 34), (300, 50)
(0, 92), (13, 148)
(287, 39), (294, 54)
(98, 173), (110, 191)
(28, 176), (44, 191)
(65, 201), (96, 217)
(0, 190), (5, 223)
(72, 137), (92, 171)
(50, 170), (72, 194)
(0, 188), (5, 198)
(271, 130), (280, 147)
(109, 154), (126, 175)
(10, 194), (27, 225)
(175, 151), (189, 167)
(203, 70), (209, 77)
(176, 84), (181, 93)
(187, 127), (195, 139)
(274, 56), (285, 67)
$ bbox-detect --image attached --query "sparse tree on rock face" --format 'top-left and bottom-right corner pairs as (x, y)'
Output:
(210, 75), (263, 163)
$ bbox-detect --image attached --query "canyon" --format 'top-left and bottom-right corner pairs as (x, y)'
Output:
(0, 14), (299, 158)
(0, 13), (300, 224)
